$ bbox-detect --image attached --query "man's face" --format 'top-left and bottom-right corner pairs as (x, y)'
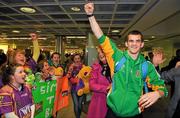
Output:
(125, 34), (144, 55)
(52, 54), (60, 64)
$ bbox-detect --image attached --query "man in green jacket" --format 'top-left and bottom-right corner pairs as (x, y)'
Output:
(84, 2), (167, 118)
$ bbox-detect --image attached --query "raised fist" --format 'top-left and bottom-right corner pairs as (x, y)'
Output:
(29, 33), (38, 40)
(84, 2), (94, 15)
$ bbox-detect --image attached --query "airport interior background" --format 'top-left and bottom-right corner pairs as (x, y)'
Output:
(0, 0), (180, 117)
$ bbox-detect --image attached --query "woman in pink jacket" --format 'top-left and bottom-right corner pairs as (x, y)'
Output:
(88, 47), (112, 118)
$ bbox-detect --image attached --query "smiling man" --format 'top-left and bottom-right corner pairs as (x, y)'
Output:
(84, 2), (167, 118)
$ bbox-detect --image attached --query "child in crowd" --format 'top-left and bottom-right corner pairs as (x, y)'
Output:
(35, 59), (55, 82)
(0, 64), (34, 118)
(67, 53), (85, 118)
(48, 52), (64, 80)
(8, 33), (40, 73)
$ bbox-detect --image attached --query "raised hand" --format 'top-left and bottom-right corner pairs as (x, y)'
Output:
(84, 2), (94, 15)
(29, 33), (38, 41)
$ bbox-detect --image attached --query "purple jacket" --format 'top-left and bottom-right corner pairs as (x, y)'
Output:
(88, 61), (111, 118)
(0, 75), (3, 88)
(69, 63), (83, 92)
(0, 84), (33, 118)
(26, 58), (37, 73)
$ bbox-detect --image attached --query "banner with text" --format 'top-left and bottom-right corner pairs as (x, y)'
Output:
(32, 80), (56, 118)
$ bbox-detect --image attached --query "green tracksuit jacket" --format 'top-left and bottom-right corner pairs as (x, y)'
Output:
(98, 35), (168, 117)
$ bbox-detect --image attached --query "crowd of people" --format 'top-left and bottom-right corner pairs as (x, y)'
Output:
(0, 2), (180, 118)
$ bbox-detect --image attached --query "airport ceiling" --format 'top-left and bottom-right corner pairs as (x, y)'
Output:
(0, 0), (180, 47)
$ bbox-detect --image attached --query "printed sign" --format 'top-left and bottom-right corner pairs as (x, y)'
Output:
(32, 80), (56, 118)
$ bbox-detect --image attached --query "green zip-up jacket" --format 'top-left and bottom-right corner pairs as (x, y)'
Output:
(98, 35), (168, 117)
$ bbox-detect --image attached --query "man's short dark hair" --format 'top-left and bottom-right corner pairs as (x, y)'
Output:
(125, 30), (144, 42)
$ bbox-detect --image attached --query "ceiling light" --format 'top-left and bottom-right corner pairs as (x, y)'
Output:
(112, 30), (119, 33)
(71, 7), (80, 12)
(12, 30), (20, 33)
(144, 39), (149, 42)
(41, 38), (47, 40)
(5, 37), (47, 40)
(66, 36), (86, 39)
(151, 36), (155, 38)
(36, 30), (41, 33)
(20, 7), (36, 13)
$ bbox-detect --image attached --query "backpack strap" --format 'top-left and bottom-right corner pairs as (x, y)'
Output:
(113, 57), (149, 93)
(112, 56), (126, 91)
(142, 61), (148, 93)
(115, 56), (126, 73)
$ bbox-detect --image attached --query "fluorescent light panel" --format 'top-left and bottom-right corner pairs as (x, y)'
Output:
(71, 7), (80, 12)
(5, 37), (47, 40)
(20, 7), (36, 13)
(66, 36), (86, 39)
